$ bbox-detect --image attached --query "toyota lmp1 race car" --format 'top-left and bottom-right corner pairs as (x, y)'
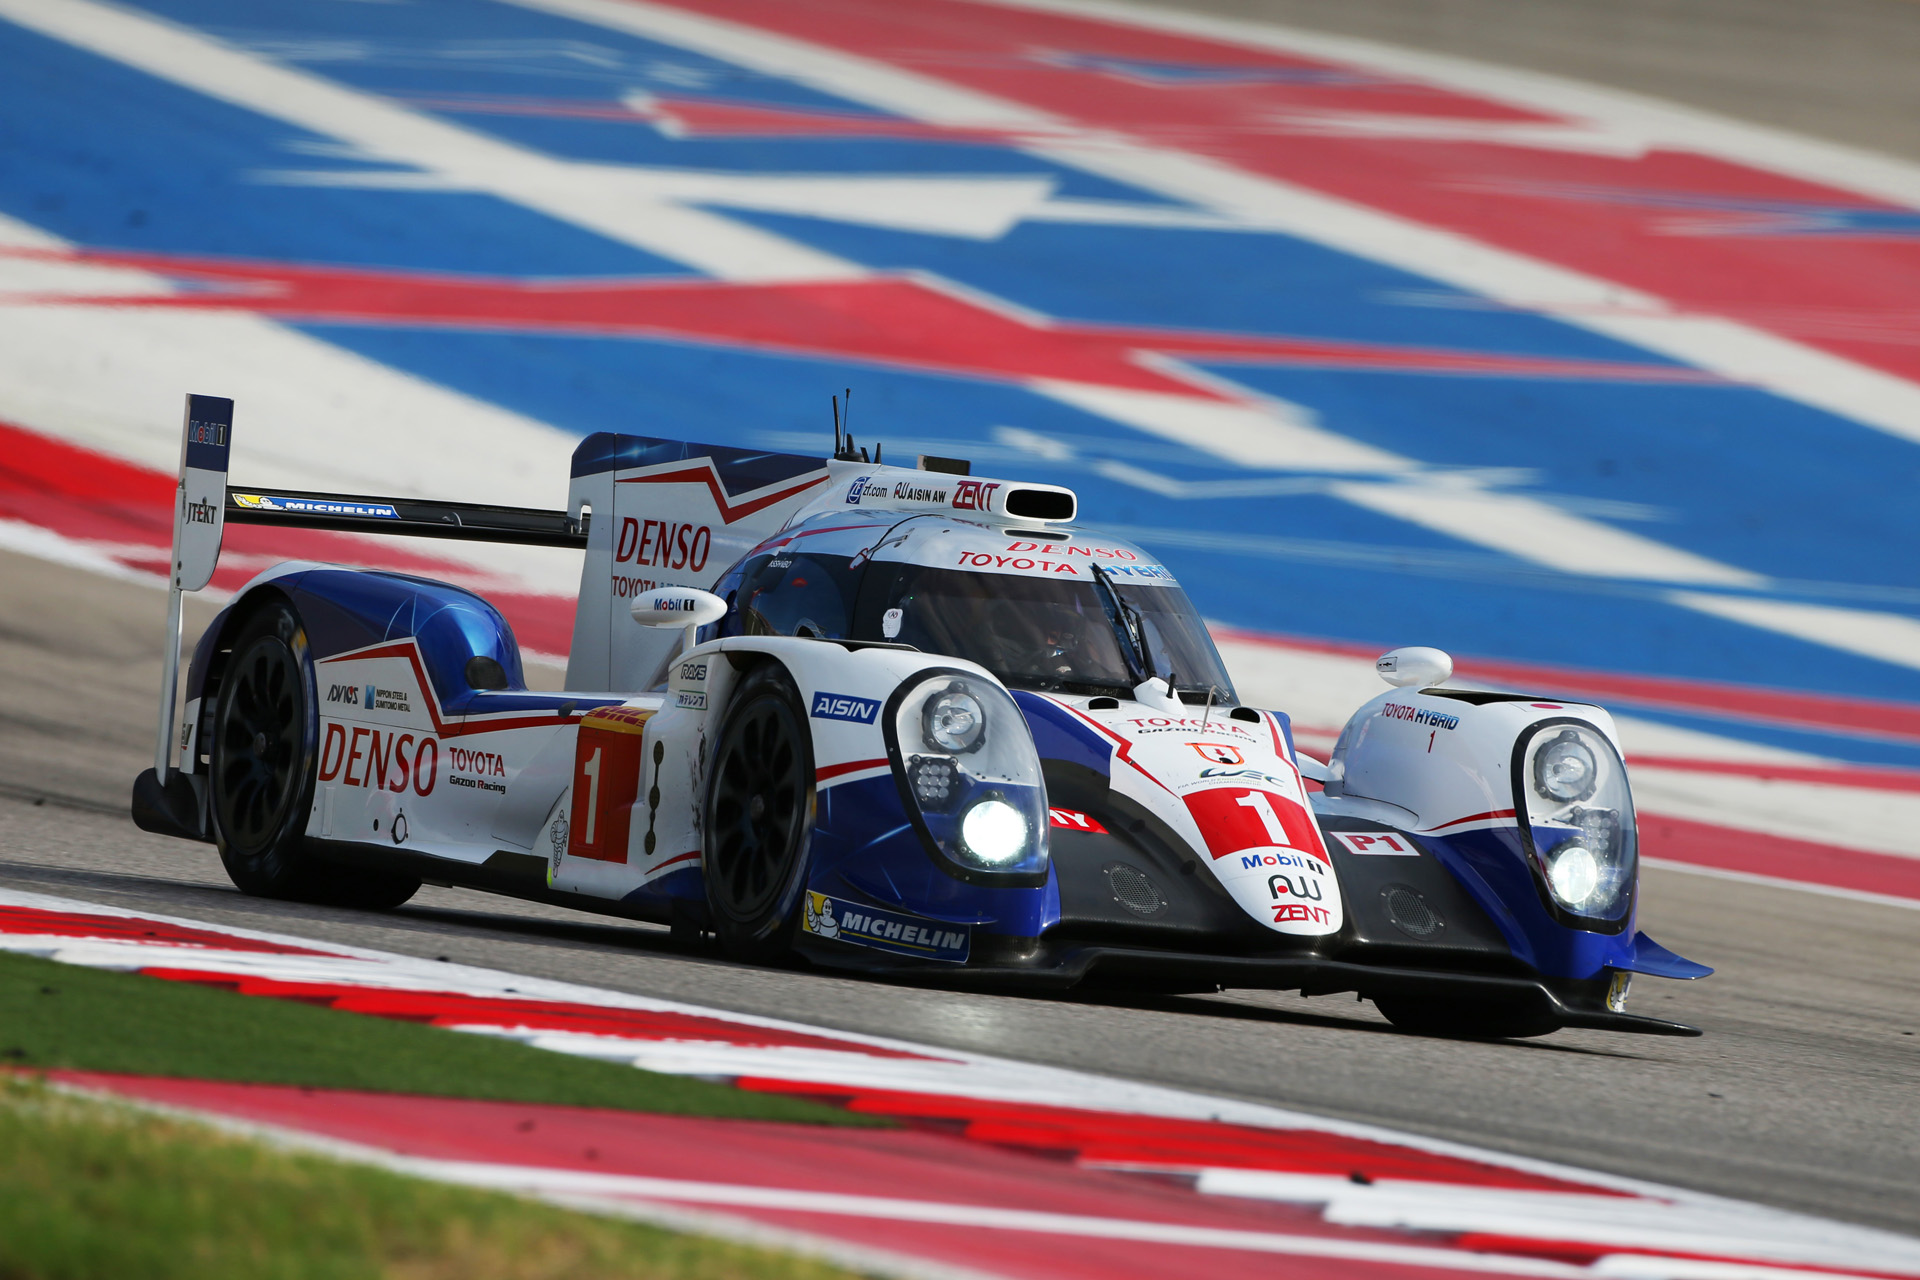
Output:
(133, 394), (1710, 1039)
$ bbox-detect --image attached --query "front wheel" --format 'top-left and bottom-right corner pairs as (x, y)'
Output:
(1374, 994), (1559, 1039)
(208, 599), (419, 911)
(702, 663), (815, 963)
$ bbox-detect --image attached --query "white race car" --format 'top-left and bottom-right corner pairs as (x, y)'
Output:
(132, 394), (1709, 1038)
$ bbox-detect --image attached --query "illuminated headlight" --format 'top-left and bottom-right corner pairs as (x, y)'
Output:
(889, 672), (1049, 883)
(923, 683), (986, 754)
(1516, 721), (1637, 926)
(1545, 842), (1600, 909)
(1533, 729), (1598, 803)
(960, 797), (1029, 866)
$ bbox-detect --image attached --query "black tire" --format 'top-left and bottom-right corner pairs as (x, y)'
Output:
(209, 599), (419, 911)
(702, 663), (815, 962)
(1374, 994), (1560, 1039)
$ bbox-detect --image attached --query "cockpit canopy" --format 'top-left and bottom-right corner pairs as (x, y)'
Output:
(711, 511), (1236, 702)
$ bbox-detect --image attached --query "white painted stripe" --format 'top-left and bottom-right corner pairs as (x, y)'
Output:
(1645, 859), (1920, 912)
(1671, 592), (1920, 675)
(1028, 380), (1408, 474)
(0, 518), (161, 586)
(1329, 481), (1761, 586)
(1192, 1169), (1907, 1274)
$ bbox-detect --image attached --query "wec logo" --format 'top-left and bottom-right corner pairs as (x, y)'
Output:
(810, 692), (880, 723)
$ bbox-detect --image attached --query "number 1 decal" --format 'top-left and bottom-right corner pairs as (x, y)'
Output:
(580, 747), (602, 846)
(1234, 791), (1290, 845)
(567, 706), (653, 865)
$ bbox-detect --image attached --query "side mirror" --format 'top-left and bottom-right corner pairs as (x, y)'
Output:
(1376, 646), (1452, 688)
(631, 587), (727, 629)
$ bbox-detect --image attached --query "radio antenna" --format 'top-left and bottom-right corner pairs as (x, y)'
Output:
(831, 393), (842, 457)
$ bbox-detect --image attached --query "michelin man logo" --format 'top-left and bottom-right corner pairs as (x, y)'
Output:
(804, 891), (840, 939)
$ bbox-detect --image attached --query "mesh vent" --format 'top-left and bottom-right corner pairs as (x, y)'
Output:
(1381, 884), (1444, 939)
(1104, 862), (1165, 917)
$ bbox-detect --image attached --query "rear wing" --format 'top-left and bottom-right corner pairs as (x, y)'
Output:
(224, 488), (585, 547)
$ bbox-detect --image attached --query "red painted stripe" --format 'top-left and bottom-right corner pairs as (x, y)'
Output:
(8, 247), (1723, 400)
(1632, 757), (1920, 794)
(133, 970), (936, 1060)
(0, 907), (333, 955)
(1214, 626), (1920, 748)
(1640, 813), (1920, 901)
(736, 1078), (1621, 1194)
(817, 757), (890, 782)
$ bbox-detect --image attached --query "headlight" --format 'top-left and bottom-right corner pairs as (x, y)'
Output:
(1545, 842), (1600, 909)
(960, 796), (1028, 865)
(1534, 729), (1598, 802)
(1515, 721), (1636, 926)
(923, 683), (985, 754)
(888, 671), (1049, 883)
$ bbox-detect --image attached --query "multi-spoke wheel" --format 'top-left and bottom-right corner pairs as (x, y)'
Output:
(209, 599), (418, 910)
(702, 664), (815, 962)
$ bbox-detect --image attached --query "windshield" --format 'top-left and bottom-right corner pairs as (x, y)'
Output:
(855, 563), (1236, 700)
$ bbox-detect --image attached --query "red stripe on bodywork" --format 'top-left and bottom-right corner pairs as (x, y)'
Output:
(817, 757), (891, 782)
(1425, 809), (1517, 831)
(618, 463), (829, 524)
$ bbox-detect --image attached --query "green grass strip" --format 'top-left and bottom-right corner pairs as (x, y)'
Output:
(0, 950), (879, 1126)
(0, 1076), (864, 1280)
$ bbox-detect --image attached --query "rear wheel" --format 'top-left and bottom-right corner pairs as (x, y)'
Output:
(209, 599), (419, 910)
(702, 664), (814, 963)
(1374, 994), (1559, 1039)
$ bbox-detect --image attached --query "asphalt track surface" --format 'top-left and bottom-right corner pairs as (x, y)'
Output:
(4, 549), (1918, 1238)
(2, 0), (1919, 1254)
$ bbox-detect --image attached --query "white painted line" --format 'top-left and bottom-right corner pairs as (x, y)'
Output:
(1328, 481), (1761, 586)
(1670, 592), (1920, 676)
(1644, 859), (1920, 912)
